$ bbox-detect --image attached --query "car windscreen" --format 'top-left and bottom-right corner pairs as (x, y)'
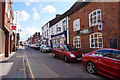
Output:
(64, 45), (77, 51)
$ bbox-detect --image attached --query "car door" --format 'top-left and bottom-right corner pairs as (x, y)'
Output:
(55, 44), (61, 57)
(59, 45), (65, 59)
(93, 50), (115, 75)
(111, 50), (120, 79)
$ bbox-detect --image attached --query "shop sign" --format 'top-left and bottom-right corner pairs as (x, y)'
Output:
(98, 22), (102, 30)
(77, 27), (93, 35)
(53, 34), (65, 39)
(11, 25), (16, 30)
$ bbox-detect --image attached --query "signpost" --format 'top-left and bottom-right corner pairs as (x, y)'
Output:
(98, 22), (102, 30)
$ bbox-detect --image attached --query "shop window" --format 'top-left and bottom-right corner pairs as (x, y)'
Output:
(89, 9), (102, 27)
(90, 32), (103, 48)
(73, 19), (80, 32)
(62, 20), (66, 30)
(73, 36), (81, 48)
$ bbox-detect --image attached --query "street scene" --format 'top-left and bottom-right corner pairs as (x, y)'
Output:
(0, 0), (120, 80)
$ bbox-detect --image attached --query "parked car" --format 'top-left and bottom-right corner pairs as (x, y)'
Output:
(52, 44), (83, 62)
(32, 44), (36, 48)
(40, 45), (52, 53)
(35, 44), (40, 50)
(29, 44), (32, 48)
(82, 48), (120, 80)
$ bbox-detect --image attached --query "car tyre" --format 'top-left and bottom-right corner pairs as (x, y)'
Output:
(64, 56), (69, 63)
(86, 62), (97, 74)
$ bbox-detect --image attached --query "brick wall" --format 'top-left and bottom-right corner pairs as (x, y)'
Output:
(68, 2), (119, 53)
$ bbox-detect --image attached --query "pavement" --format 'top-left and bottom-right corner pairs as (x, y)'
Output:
(0, 46), (27, 79)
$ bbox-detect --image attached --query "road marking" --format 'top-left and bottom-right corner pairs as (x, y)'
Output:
(16, 56), (23, 57)
(75, 68), (82, 71)
(90, 74), (99, 78)
(21, 69), (25, 70)
(65, 63), (70, 65)
(23, 51), (35, 80)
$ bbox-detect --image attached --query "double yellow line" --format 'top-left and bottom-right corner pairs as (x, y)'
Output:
(23, 50), (35, 80)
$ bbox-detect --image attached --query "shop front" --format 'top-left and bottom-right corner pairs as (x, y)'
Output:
(0, 28), (5, 61)
(51, 30), (67, 47)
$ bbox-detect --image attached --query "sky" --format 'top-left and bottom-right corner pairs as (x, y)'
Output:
(12, 0), (77, 41)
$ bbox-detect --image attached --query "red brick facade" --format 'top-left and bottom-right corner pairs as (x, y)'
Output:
(68, 2), (120, 53)
(0, 0), (14, 59)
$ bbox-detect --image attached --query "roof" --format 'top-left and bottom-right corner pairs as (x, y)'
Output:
(49, 2), (89, 27)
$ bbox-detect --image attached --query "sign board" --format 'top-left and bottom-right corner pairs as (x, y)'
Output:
(11, 25), (16, 30)
(98, 22), (102, 30)
(52, 34), (65, 39)
(77, 27), (93, 35)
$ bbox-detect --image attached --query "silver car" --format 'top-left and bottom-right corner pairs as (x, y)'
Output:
(40, 45), (52, 53)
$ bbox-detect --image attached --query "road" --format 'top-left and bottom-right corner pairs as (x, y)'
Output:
(22, 47), (111, 79)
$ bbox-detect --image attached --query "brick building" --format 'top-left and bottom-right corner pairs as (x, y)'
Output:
(0, 0), (14, 61)
(68, 2), (120, 52)
(26, 32), (41, 45)
(32, 32), (41, 44)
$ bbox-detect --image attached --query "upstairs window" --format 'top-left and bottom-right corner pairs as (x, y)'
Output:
(90, 32), (103, 48)
(56, 25), (61, 32)
(73, 19), (80, 31)
(89, 9), (101, 27)
(73, 36), (81, 48)
(62, 20), (67, 30)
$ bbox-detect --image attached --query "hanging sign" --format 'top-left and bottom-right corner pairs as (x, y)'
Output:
(11, 25), (16, 30)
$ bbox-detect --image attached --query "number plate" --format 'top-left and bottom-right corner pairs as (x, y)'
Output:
(77, 58), (82, 60)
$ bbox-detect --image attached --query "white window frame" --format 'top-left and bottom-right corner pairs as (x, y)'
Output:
(56, 25), (61, 32)
(62, 20), (67, 30)
(89, 32), (103, 48)
(89, 9), (102, 27)
(73, 19), (80, 32)
(73, 36), (81, 48)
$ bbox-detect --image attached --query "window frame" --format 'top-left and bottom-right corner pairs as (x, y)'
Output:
(62, 20), (67, 30)
(89, 9), (102, 27)
(73, 36), (81, 48)
(73, 19), (80, 32)
(90, 32), (103, 48)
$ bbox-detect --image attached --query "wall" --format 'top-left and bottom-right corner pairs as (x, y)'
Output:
(68, 2), (119, 52)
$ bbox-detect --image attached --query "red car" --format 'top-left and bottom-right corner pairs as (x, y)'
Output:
(52, 44), (83, 62)
(82, 48), (120, 79)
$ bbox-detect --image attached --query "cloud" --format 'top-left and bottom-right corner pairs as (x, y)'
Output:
(14, 10), (30, 22)
(20, 26), (41, 41)
(41, 5), (56, 13)
(25, 2), (30, 6)
(39, 4), (42, 8)
(25, 0), (39, 6)
(33, 8), (40, 20)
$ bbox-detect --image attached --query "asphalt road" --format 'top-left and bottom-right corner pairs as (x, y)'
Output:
(23, 47), (111, 79)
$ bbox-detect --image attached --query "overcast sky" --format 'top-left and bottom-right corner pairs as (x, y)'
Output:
(12, 0), (77, 41)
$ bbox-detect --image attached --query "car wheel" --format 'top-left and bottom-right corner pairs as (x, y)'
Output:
(52, 53), (56, 58)
(64, 56), (68, 63)
(86, 62), (97, 74)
